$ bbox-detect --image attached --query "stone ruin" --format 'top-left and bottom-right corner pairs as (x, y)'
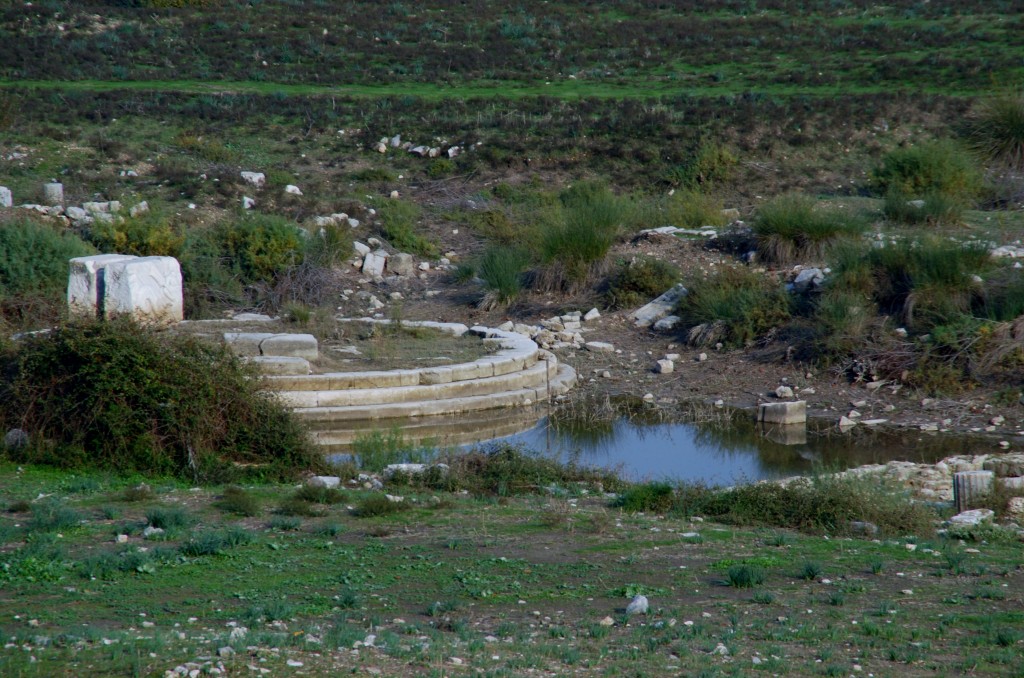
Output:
(68, 254), (183, 323)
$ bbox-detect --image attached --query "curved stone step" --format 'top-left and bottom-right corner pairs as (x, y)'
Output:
(291, 363), (576, 423)
(274, 355), (558, 408)
(311, 405), (547, 450)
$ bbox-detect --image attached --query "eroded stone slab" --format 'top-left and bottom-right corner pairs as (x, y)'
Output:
(260, 333), (319, 361)
(248, 356), (311, 375)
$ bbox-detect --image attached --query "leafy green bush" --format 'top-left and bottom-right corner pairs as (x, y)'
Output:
(87, 208), (185, 257)
(376, 199), (438, 257)
(0, 217), (95, 322)
(967, 89), (1024, 170)
(199, 214), (306, 283)
(753, 194), (867, 264)
(668, 140), (736, 188)
(145, 506), (194, 531)
(676, 267), (791, 347)
(0, 318), (323, 482)
(872, 140), (981, 202)
(477, 246), (529, 308)
(605, 257), (680, 309)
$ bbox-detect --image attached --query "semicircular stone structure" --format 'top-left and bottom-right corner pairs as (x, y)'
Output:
(240, 318), (576, 449)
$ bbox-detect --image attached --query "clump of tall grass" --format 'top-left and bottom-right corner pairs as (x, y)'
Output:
(753, 194), (867, 264)
(537, 182), (633, 289)
(351, 428), (434, 473)
(661, 189), (727, 229)
(477, 246), (529, 309)
(883, 190), (965, 226)
(676, 267), (791, 347)
(825, 238), (992, 332)
(966, 89), (1024, 170)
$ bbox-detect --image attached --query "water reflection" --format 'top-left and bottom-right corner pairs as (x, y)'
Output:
(497, 409), (976, 486)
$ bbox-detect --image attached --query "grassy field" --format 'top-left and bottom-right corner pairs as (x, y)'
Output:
(0, 460), (1022, 677)
(2, 2), (1022, 95)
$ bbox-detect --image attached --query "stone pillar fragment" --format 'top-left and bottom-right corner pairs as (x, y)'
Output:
(953, 470), (993, 513)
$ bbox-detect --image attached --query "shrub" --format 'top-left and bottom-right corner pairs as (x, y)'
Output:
(278, 498), (323, 517)
(668, 140), (736, 188)
(0, 318), (323, 482)
(145, 506), (194, 531)
(872, 140), (981, 202)
(354, 495), (409, 518)
(87, 208), (185, 257)
(822, 239), (992, 334)
(676, 267), (791, 347)
(28, 501), (81, 532)
(674, 474), (936, 537)
(614, 482), (675, 513)
(476, 246), (529, 308)
(216, 486), (261, 517)
(967, 89), (1024, 170)
(293, 484), (345, 505)
(604, 257), (680, 309)
(0, 217), (95, 323)
(753, 194), (867, 264)
(376, 200), (438, 257)
(199, 214), (306, 284)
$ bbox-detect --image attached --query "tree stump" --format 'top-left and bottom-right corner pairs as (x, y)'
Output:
(953, 470), (994, 513)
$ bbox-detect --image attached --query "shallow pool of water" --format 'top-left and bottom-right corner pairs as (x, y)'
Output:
(490, 416), (973, 485)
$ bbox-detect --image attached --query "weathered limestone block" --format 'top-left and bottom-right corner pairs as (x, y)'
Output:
(0, 186), (12, 208)
(387, 252), (415, 276)
(224, 332), (275, 356)
(757, 400), (807, 425)
(260, 333), (319, 361)
(42, 182), (63, 206)
(67, 254), (138, 317)
(103, 256), (183, 323)
(362, 250), (388, 277)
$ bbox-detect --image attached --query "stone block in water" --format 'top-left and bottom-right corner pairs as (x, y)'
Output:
(757, 400), (807, 425)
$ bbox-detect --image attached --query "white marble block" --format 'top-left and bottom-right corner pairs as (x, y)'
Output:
(103, 256), (184, 323)
(0, 186), (12, 208)
(67, 254), (138, 317)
